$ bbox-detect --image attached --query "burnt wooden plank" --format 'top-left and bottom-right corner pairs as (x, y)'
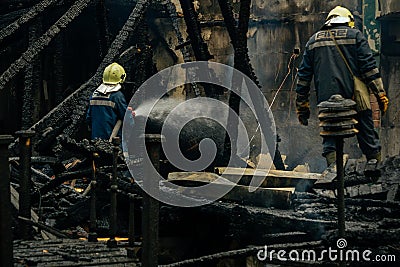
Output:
(168, 172), (294, 209)
(214, 167), (321, 191)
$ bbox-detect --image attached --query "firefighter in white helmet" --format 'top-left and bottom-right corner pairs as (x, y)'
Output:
(296, 6), (388, 166)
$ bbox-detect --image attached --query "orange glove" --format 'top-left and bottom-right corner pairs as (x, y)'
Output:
(296, 94), (310, 126)
(378, 93), (389, 114)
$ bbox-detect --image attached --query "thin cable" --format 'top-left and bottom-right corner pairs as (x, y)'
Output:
(286, 62), (299, 124)
(239, 52), (298, 156)
(268, 53), (298, 111)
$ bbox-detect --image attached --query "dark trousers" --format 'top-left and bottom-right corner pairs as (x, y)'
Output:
(322, 109), (381, 159)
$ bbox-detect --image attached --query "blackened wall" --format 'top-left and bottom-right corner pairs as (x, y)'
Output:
(161, 0), (362, 172)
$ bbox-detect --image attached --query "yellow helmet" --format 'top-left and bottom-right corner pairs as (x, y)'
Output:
(103, 63), (126, 85)
(326, 6), (355, 28)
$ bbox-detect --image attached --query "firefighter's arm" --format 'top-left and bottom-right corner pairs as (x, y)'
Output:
(296, 46), (313, 125)
(114, 91), (128, 120)
(369, 78), (389, 113)
(356, 31), (389, 113)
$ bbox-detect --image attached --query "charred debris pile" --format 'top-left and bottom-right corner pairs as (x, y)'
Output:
(6, 132), (400, 264)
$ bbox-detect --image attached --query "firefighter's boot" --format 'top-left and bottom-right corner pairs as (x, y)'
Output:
(325, 151), (336, 167)
(365, 152), (382, 179)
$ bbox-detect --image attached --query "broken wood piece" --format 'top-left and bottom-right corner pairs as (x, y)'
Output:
(9, 156), (58, 164)
(314, 183), (388, 200)
(10, 185), (56, 240)
(214, 167), (321, 191)
(17, 216), (70, 239)
(167, 172), (294, 209)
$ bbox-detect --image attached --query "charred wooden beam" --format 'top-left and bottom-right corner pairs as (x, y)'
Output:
(15, 130), (35, 240)
(9, 156), (58, 164)
(142, 134), (163, 267)
(0, 135), (14, 267)
(17, 216), (70, 239)
(53, 27), (65, 105)
(178, 0), (212, 62)
(217, 0), (259, 86)
(168, 172), (294, 209)
(88, 153), (99, 242)
(9, 0), (151, 155)
(0, 0), (95, 91)
(22, 20), (42, 130)
(0, 0), (59, 45)
(95, 0), (110, 59)
(164, 0), (201, 97)
(107, 137), (120, 248)
(223, 0), (264, 164)
(221, 0), (271, 167)
(179, 0), (223, 98)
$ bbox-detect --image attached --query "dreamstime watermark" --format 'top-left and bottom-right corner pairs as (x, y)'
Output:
(256, 238), (396, 263)
(122, 61), (277, 207)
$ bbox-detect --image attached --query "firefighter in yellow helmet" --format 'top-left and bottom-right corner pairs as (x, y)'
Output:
(295, 6), (388, 166)
(86, 63), (134, 140)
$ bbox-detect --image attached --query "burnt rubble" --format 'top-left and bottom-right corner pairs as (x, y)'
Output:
(6, 134), (400, 264)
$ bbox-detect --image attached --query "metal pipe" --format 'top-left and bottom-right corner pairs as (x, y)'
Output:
(88, 152), (99, 242)
(336, 138), (345, 238)
(0, 135), (14, 267)
(142, 134), (164, 267)
(108, 137), (120, 248)
(16, 130), (35, 240)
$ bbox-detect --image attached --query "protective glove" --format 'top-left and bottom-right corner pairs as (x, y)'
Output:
(127, 106), (136, 118)
(297, 109), (310, 126)
(296, 94), (310, 126)
(377, 93), (389, 114)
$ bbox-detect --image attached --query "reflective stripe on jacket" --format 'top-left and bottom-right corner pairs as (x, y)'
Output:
(296, 25), (381, 104)
(86, 89), (127, 140)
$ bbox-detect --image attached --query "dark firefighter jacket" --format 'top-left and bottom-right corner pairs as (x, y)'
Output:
(86, 88), (127, 140)
(296, 25), (381, 103)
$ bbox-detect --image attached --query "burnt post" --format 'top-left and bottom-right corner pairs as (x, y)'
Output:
(318, 95), (358, 239)
(127, 193), (137, 258)
(16, 130), (35, 240)
(142, 134), (164, 267)
(88, 152), (99, 242)
(0, 135), (14, 267)
(108, 137), (120, 248)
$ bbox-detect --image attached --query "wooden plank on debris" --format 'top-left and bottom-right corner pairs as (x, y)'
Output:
(214, 167), (321, 191)
(168, 171), (233, 186)
(314, 183), (388, 199)
(167, 172), (294, 209)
